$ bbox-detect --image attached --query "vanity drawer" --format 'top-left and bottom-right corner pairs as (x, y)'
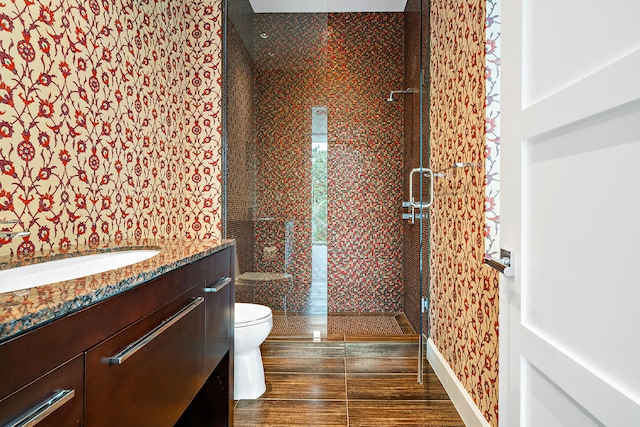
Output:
(0, 354), (83, 426)
(85, 287), (205, 427)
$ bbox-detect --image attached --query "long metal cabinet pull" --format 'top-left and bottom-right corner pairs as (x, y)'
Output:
(7, 389), (75, 427)
(408, 167), (434, 209)
(106, 297), (204, 365)
(204, 277), (231, 293)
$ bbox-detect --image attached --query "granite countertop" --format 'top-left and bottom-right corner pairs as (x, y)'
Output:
(0, 238), (234, 342)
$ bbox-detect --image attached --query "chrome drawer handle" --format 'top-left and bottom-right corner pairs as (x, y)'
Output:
(8, 389), (75, 427)
(204, 277), (231, 293)
(106, 297), (204, 365)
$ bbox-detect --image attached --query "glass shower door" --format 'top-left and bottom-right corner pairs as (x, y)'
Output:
(224, 1), (329, 336)
(402, 0), (431, 384)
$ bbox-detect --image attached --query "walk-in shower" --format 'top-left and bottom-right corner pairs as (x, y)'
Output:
(224, 0), (429, 344)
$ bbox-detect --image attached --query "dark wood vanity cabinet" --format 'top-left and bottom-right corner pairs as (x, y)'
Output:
(85, 287), (206, 427)
(0, 246), (234, 427)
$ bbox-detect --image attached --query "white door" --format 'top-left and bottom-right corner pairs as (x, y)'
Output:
(500, 0), (640, 426)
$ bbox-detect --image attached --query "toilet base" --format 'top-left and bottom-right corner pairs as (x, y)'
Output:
(234, 346), (266, 399)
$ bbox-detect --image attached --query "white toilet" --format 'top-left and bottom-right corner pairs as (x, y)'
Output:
(234, 302), (273, 399)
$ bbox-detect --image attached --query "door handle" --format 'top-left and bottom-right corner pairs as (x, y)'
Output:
(484, 249), (515, 277)
(408, 167), (434, 209)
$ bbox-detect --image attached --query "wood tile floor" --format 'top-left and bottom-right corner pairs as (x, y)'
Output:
(233, 335), (464, 426)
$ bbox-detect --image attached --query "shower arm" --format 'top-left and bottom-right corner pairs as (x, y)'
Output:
(387, 88), (418, 102)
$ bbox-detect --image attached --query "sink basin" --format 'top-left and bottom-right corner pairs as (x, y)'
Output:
(0, 249), (160, 294)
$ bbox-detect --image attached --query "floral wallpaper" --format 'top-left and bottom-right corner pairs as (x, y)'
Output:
(429, 0), (500, 425)
(0, 0), (222, 259)
(182, 0), (224, 240)
(485, 0), (501, 259)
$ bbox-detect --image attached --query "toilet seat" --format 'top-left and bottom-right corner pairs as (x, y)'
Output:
(235, 303), (272, 328)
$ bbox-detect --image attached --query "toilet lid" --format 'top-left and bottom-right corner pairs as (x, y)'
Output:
(235, 303), (272, 326)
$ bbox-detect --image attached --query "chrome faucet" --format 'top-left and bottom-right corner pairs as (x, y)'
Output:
(0, 219), (30, 239)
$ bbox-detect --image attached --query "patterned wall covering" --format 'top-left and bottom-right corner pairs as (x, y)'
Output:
(326, 13), (405, 312)
(182, 0), (224, 240)
(0, 0), (222, 259)
(429, 0), (500, 425)
(484, 0), (501, 259)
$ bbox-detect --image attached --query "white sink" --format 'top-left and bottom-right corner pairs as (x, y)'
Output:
(0, 250), (160, 294)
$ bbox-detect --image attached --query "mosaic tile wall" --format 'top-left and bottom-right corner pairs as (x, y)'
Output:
(326, 13), (405, 312)
(253, 219), (293, 273)
(429, 0), (500, 424)
(0, 0), (223, 258)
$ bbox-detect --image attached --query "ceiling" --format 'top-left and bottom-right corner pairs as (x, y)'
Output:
(249, 0), (408, 13)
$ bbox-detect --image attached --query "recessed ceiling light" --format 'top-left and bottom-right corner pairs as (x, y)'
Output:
(267, 51), (275, 57)
(260, 32), (268, 39)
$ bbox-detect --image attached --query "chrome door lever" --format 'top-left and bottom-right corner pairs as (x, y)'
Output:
(484, 249), (515, 277)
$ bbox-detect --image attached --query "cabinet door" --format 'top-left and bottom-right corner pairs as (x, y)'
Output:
(85, 288), (205, 427)
(0, 355), (83, 426)
(204, 247), (233, 375)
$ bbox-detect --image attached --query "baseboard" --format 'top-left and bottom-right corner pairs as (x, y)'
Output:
(426, 337), (491, 427)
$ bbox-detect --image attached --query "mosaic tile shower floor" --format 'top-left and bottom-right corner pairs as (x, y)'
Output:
(270, 313), (415, 336)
